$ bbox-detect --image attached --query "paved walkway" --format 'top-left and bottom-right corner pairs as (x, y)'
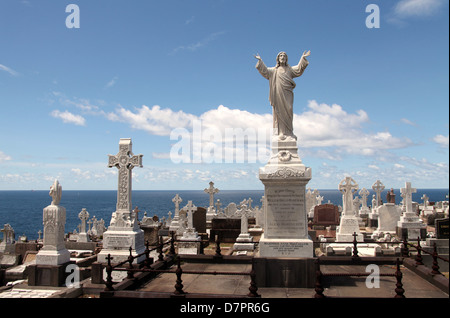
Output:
(137, 262), (449, 298)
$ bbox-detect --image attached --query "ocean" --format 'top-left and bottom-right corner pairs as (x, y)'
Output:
(0, 188), (448, 241)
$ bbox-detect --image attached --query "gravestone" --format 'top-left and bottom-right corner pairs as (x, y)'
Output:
(372, 203), (401, 239)
(0, 224), (15, 254)
(140, 214), (161, 246)
(435, 218), (449, 239)
(312, 204), (339, 229)
(336, 177), (363, 242)
(77, 208), (90, 243)
(169, 194), (183, 235)
(178, 201), (201, 255)
(396, 182), (426, 241)
(233, 209), (254, 251)
(97, 138), (145, 264)
(205, 181), (219, 223)
(210, 218), (241, 243)
(193, 207), (207, 235)
(35, 180), (71, 265)
(372, 180), (385, 208)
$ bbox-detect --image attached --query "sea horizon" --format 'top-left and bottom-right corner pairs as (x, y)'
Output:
(1, 188), (448, 241)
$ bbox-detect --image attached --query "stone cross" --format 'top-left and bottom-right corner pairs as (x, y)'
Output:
(204, 181), (219, 208)
(78, 208), (89, 233)
(247, 197), (253, 209)
(339, 177), (359, 216)
(133, 206), (141, 222)
(184, 201), (197, 230)
(216, 199), (222, 212)
(359, 188), (370, 209)
(1, 224), (14, 244)
(240, 210), (250, 234)
(421, 194), (429, 209)
(37, 230), (42, 241)
(172, 194), (182, 219)
(401, 182), (417, 214)
(108, 138), (143, 212)
(372, 180), (385, 208)
(353, 196), (361, 214)
(87, 219), (93, 234)
(316, 195), (324, 206)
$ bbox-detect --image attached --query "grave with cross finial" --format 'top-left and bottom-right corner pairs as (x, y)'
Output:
(97, 138), (146, 264)
(372, 180), (385, 209)
(77, 208), (90, 242)
(336, 176), (364, 242)
(169, 194), (183, 234)
(397, 182), (426, 241)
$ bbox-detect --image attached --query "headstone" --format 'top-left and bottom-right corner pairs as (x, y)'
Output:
(169, 194), (183, 235)
(373, 203), (401, 236)
(178, 201), (201, 255)
(140, 213), (161, 246)
(0, 224), (15, 254)
(336, 177), (363, 242)
(193, 207), (207, 234)
(396, 182), (426, 240)
(233, 209), (254, 251)
(205, 181), (219, 222)
(435, 218), (449, 239)
(359, 188), (370, 216)
(312, 204), (340, 228)
(386, 188), (396, 204)
(35, 180), (71, 265)
(210, 219), (241, 243)
(77, 208), (90, 242)
(372, 180), (385, 208)
(97, 138), (145, 264)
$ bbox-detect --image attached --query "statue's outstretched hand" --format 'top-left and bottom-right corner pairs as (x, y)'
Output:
(302, 50), (311, 58)
(254, 53), (261, 60)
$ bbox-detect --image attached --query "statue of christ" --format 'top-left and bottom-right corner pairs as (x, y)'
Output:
(254, 50), (310, 140)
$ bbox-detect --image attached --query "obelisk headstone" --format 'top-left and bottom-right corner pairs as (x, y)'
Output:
(35, 180), (71, 265)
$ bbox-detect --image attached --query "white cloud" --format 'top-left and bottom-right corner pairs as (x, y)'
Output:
(50, 110), (86, 126)
(0, 151), (12, 163)
(400, 118), (418, 126)
(432, 134), (449, 148)
(0, 64), (19, 76)
(394, 0), (445, 17)
(105, 101), (413, 163)
(170, 31), (226, 55)
(105, 76), (118, 89)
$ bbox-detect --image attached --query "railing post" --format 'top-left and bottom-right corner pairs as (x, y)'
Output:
(127, 246), (134, 279)
(144, 240), (151, 269)
(158, 236), (164, 262)
(415, 237), (424, 266)
(352, 232), (360, 259)
(173, 257), (185, 295)
(199, 240), (205, 255)
(215, 234), (222, 257)
(431, 242), (441, 275)
(401, 238), (410, 257)
(314, 258), (326, 298)
(247, 259), (260, 298)
(104, 254), (114, 291)
(394, 258), (405, 298)
(169, 231), (176, 255)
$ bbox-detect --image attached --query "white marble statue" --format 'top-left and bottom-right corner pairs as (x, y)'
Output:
(254, 50), (310, 139)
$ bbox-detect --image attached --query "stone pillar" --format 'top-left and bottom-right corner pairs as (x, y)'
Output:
(258, 136), (313, 258)
(35, 180), (71, 265)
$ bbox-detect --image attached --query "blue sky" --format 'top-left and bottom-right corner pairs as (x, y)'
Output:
(0, 0), (448, 191)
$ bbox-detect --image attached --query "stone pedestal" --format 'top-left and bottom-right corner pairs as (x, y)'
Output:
(233, 233), (255, 251)
(371, 203), (401, 239)
(336, 216), (364, 242)
(36, 204), (71, 266)
(258, 137), (314, 258)
(397, 212), (426, 241)
(98, 227), (146, 264)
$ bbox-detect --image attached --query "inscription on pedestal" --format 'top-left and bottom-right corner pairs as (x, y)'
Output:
(104, 234), (133, 250)
(265, 186), (306, 239)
